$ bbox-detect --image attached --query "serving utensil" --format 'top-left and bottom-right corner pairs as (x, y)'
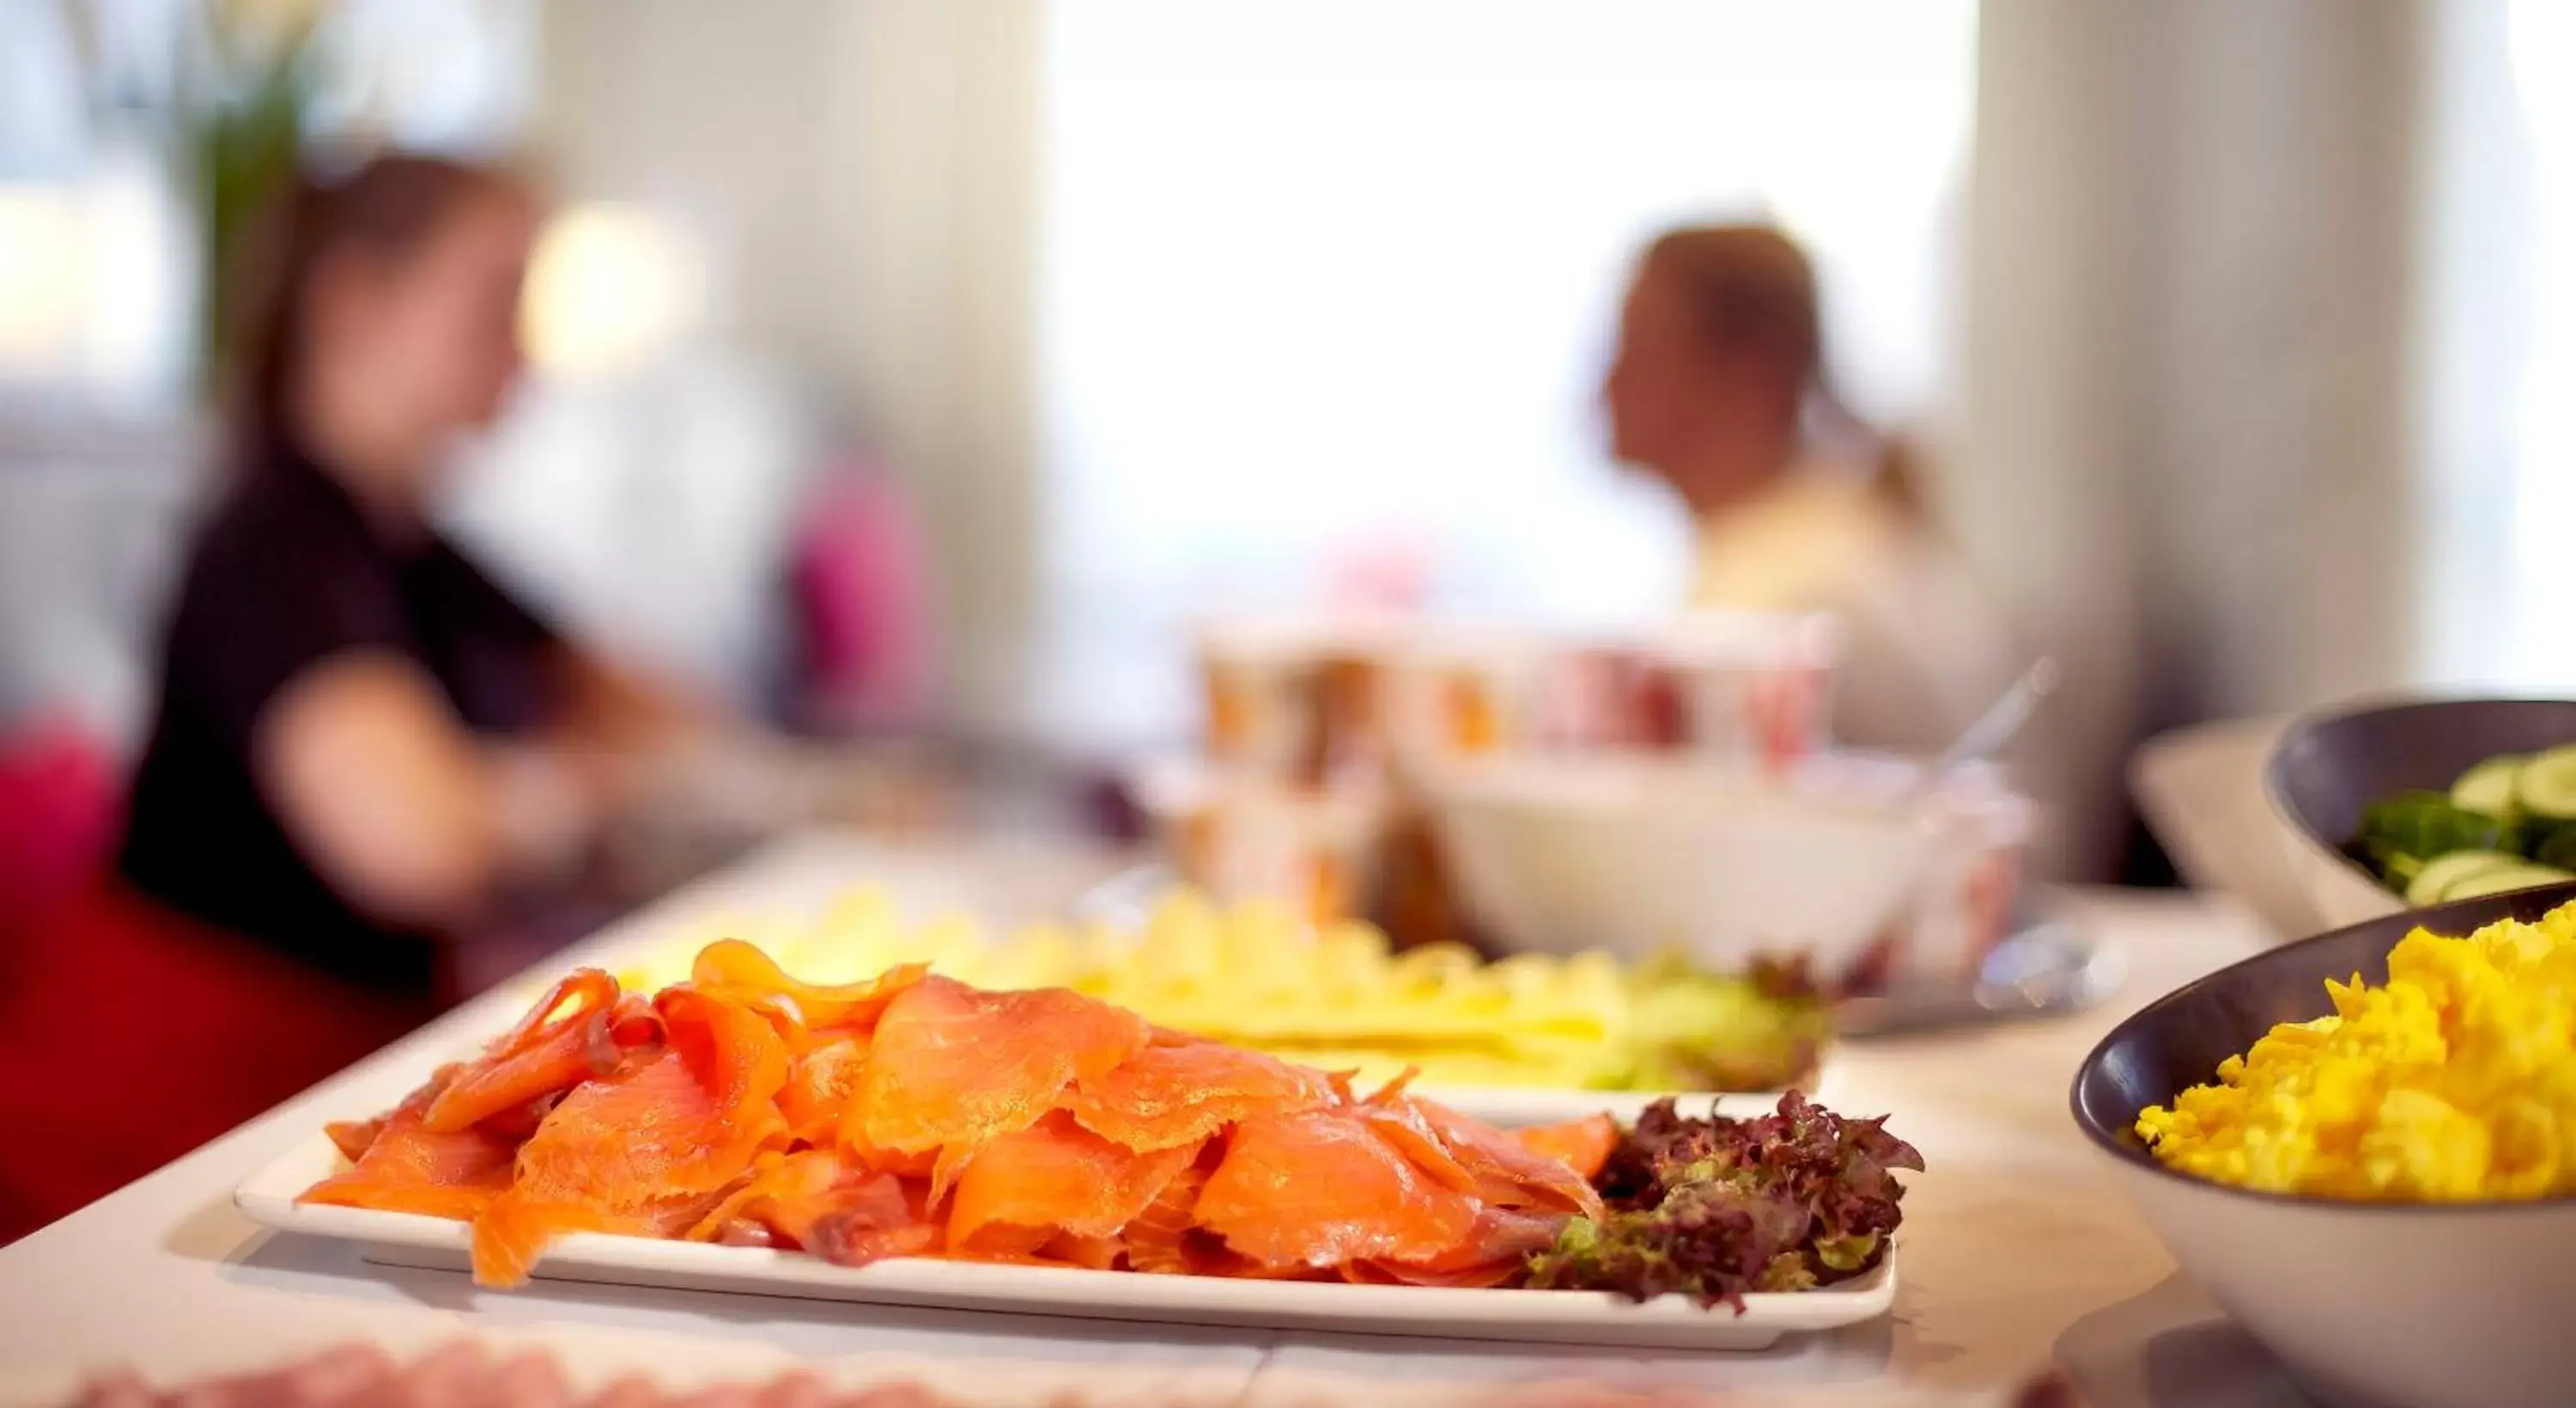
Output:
(1835, 897), (2122, 1037)
(1905, 656), (2058, 801)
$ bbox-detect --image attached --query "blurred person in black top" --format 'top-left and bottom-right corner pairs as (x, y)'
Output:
(0, 155), (954, 1240)
(119, 155), (701, 1004)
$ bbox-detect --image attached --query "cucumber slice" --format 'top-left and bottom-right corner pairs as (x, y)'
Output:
(2439, 862), (2576, 902)
(2512, 746), (2576, 822)
(2405, 850), (2519, 907)
(2385, 853), (2427, 889)
(2451, 756), (2526, 818)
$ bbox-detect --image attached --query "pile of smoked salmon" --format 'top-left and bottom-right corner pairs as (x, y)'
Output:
(303, 943), (1622, 1290)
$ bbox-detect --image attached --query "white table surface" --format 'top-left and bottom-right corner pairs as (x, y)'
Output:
(0, 833), (2317, 1408)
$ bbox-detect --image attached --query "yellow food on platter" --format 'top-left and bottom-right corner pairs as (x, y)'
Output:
(615, 888), (1827, 1093)
(2136, 901), (2576, 1201)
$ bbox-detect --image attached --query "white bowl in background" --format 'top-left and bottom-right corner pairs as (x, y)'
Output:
(1414, 755), (1953, 979)
(2128, 713), (2318, 939)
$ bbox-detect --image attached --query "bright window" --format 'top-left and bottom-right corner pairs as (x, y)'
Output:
(2505, 0), (2576, 685)
(2417, 0), (2576, 692)
(1034, 0), (1980, 750)
(0, 0), (533, 416)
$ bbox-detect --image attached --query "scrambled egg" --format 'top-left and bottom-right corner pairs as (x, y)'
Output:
(615, 888), (1821, 1092)
(2137, 901), (2576, 1201)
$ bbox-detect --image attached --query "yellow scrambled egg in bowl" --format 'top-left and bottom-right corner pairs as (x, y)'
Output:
(2137, 900), (2576, 1201)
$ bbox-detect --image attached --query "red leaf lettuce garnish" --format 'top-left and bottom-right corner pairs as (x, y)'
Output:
(1524, 1092), (1923, 1311)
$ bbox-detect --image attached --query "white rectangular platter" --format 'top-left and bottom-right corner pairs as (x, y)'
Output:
(236, 1134), (1893, 1351)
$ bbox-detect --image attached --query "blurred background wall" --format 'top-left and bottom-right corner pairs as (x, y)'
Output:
(1964, 0), (2432, 870)
(1, 0), (2567, 879)
(519, 0), (1042, 737)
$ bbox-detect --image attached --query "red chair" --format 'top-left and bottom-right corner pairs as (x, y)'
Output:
(0, 719), (430, 1243)
(0, 714), (119, 932)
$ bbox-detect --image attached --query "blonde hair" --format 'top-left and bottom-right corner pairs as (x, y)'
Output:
(1639, 223), (1923, 517)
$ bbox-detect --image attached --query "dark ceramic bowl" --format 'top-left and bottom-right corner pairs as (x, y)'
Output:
(2263, 695), (2576, 928)
(2071, 882), (2576, 1408)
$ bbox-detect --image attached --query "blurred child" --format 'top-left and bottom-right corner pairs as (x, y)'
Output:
(1602, 224), (2018, 756)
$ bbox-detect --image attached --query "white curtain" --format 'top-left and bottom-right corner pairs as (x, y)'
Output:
(513, 0), (1044, 721)
(1961, 0), (2433, 872)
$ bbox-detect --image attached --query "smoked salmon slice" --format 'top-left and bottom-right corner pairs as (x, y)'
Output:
(690, 939), (927, 1046)
(421, 971), (623, 1134)
(1066, 1037), (1329, 1153)
(682, 1150), (805, 1243)
(1358, 1205), (1571, 1288)
(1352, 1095), (1482, 1198)
(1036, 1230), (1124, 1271)
(850, 975), (1150, 1192)
(1121, 1145), (1220, 1275)
(469, 986), (790, 1287)
(302, 1071), (519, 1223)
(779, 1035), (869, 1148)
(1338, 1259), (1517, 1289)
(1194, 1107), (1480, 1271)
(684, 1149), (934, 1266)
(1335, 1071), (1602, 1218)
(1411, 1100), (1605, 1220)
(325, 1114), (391, 1163)
(1506, 1114), (1619, 1183)
(945, 1111), (1197, 1253)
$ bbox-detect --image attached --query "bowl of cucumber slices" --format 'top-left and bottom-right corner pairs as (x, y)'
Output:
(2266, 697), (2576, 928)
